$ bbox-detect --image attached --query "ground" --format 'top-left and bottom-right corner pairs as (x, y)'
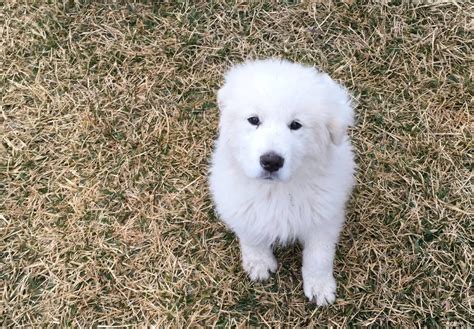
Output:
(1, 2), (472, 326)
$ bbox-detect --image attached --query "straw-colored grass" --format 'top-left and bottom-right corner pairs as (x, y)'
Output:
(1, 2), (472, 326)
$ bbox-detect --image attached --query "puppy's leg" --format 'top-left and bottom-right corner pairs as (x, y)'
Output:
(240, 240), (277, 281)
(301, 229), (340, 306)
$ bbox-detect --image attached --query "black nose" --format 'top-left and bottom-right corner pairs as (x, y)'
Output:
(260, 152), (284, 172)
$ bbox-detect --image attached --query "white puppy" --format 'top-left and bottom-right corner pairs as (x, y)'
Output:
(208, 59), (355, 306)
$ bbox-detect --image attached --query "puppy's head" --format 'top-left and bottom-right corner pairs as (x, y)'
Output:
(217, 59), (354, 181)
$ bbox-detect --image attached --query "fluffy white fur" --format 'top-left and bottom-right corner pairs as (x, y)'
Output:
(208, 59), (355, 306)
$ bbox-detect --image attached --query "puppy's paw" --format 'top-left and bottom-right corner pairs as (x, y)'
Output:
(303, 274), (336, 306)
(242, 252), (277, 281)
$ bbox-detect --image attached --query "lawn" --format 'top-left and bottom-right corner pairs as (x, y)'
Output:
(1, 2), (472, 326)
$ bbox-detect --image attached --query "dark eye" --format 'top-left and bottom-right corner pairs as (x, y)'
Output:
(289, 120), (302, 130)
(247, 116), (260, 126)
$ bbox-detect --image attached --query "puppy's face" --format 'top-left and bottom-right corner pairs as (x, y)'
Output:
(220, 105), (323, 181)
(217, 60), (353, 182)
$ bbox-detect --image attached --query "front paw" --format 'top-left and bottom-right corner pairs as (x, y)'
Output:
(303, 273), (336, 306)
(242, 252), (277, 281)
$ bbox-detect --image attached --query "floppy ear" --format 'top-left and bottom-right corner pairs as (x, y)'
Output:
(217, 84), (228, 112)
(327, 118), (347, 145)
(315, 73), (354, 145)
(326, 97), (355, 145)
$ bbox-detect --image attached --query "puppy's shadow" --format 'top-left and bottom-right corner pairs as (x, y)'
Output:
(270, 244), (303, 291)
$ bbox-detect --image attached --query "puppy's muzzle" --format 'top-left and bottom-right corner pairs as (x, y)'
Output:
(260, 152), (284, 173)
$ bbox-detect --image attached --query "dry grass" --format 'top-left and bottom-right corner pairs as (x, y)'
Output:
(1, 1), (472, 326)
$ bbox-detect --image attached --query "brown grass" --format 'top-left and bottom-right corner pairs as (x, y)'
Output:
(1, 1), (472, 326)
